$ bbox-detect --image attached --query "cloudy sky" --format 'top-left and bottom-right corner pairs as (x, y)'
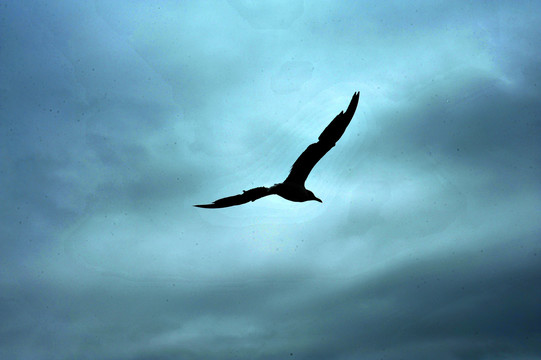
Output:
(1, 1), (540, 359)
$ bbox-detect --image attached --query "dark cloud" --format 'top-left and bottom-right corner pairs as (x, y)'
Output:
(2, 236), (539, 359)
(309, 241), (541, 359)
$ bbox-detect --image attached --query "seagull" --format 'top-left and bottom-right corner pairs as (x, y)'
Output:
(195, 91), (360, 208)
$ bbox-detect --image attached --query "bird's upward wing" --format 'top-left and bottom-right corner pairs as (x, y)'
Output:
(284, 92), (360, 185)
(194, 186), (271, 208)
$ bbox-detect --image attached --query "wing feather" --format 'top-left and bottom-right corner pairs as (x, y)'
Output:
(284, 92), (359, 185)
(194, 186), (271, 208)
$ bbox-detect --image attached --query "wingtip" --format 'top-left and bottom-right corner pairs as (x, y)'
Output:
(194, 203), (225, 209)
(194, 204), (212, 208)
(345, 92), (360, 115)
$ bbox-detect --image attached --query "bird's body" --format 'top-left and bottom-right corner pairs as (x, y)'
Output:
(195, 92), (359, 209)
(270, 182), (321, 203)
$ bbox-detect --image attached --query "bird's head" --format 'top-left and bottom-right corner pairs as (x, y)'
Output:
(307, 190), (322, 203)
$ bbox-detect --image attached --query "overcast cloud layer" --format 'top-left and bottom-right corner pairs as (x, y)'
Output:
(1, 1), (540, 359)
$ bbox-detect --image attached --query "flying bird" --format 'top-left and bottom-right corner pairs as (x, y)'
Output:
(195, 92), (360, 208)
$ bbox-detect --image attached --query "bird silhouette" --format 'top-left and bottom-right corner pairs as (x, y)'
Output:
(195, 92), (360, 208)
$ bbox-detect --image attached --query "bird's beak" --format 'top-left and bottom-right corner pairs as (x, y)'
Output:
(315, 197), (322, 203)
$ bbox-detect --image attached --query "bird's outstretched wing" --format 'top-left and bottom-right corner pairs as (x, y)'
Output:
(284, 92), (360, 186)
(194, 186), (271, 208)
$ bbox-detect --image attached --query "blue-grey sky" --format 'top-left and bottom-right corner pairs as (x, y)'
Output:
(1, 1), (540, 359)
